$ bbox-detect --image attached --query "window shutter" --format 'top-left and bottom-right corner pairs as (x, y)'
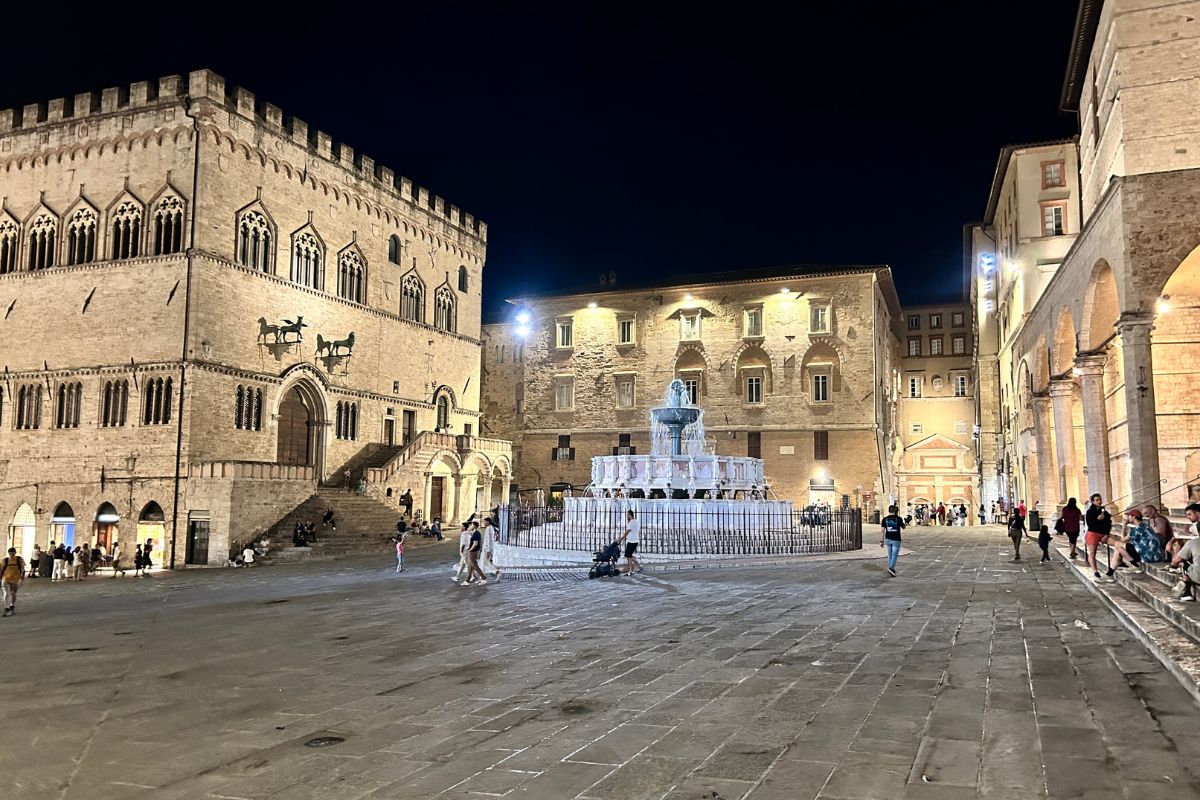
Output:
(551, 448), (558, 461)
(569, 448), (576, 461)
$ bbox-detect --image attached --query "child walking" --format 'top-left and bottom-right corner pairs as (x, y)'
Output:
(394, 530), (406, 573)
(1038, 524), (1052, 562)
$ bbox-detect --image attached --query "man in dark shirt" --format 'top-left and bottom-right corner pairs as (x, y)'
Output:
(1085, 493), (1114, 580)
(880, 505), (906, 577)
(461, 522), (488, 586)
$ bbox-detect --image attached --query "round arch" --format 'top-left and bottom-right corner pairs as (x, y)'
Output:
(49, 502), (76, 553)
(275, 374), (328, 479)
(95, 502), (120, 552)
(1152, 242), (1200, 508)
(801, 341), (843, 398)
(1032, 335), (1051, 393)
(138, 501), (167, 568)
(1082, 259), (1121, 351)
(1051, 307), (1077, 376)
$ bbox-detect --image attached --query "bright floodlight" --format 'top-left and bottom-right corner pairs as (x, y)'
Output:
(515, 310), (531, 324)
(1157, 295), (1171, 315)
(515, 324), (531, 338)
(780, 287), (791, 294)
(587, 301), (598, 308)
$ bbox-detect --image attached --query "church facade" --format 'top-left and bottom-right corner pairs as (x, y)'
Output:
(0, 70), (510, 566)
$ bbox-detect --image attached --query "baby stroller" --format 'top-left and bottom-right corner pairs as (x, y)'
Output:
(589, 541), (623, 579)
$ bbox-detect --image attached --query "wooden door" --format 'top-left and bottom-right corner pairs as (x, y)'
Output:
(186, 520), (210, 565)
(383, 418), (395, 446)
(403, 410), (416, 445)
(430, 477), (445, 521)
(276, 388), (312, 465)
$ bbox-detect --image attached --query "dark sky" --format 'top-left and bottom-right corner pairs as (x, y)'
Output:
(3, 3), (1079, 318)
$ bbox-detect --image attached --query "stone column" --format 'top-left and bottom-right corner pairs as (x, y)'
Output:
(1049, 379), (1080, 504)
(1075, 354), (1111, 500)
(423, 471), (434, 518)
(451, 472), (463, 524)
(1118, 314), (1163, 508)
(1031, 395), (1058, 512)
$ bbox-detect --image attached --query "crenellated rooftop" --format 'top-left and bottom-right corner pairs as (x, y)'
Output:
(0, 69), (486, 242)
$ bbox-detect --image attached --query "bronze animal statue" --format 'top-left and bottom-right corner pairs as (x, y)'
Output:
(257, 317), (280, 344)
(278, 316), (307, 344)
(317, 331), (355, 357)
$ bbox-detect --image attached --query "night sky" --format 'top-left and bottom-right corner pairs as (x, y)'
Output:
(3, 3), (1079, 318)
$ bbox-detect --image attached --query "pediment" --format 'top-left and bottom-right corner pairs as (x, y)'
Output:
(905, 433), (969, 452)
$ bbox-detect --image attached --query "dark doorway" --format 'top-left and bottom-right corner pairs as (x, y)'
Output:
(747, 431), (761, 459)
(383, 417), (395, 446)
(276, 387), (312, 466)
(402, 410), (416, 445)
(186, 519), (210, 565)
(429, 476), (445, 520)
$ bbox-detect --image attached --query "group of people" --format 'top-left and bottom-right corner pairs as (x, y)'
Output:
(909, 502), (970, 526)
(26, 540), (152, 581)
(453, 517), (502, 585)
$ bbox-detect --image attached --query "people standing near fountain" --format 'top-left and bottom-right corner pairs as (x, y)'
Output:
(617, 510), (642, 575)
(880, 505), (906, 577)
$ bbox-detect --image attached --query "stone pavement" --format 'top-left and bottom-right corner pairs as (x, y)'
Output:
(2, 527), (1199, 799)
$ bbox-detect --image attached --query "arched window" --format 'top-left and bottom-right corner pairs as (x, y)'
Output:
(101, 379), (129, 427)
(388, 235), (401, 264)
(235, 385), (245, 429)
(27, 214), (56, 270)
(338, 248), (366, 304)
(436, 394), (450, 430)
(434, 286), (456, 333)
(400, 272), (424, 322)
(55, 382), (82, 429)
(65, 208), (96, 266)
(237, 210), (272, 271)
(458, 265), (468, 292)
(110, 201), (142, 260)
(153, 195), (184, 255)
(335, 401), (359, 440)
(0, 218), (19, 274)
(291, 231), (323, 289)
(15, 384), (41, 429)
(235, 385), (263, 431)
(143, 376), (173, 425)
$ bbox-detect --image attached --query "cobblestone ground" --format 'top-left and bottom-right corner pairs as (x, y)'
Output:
(3, 527), (1200, 800)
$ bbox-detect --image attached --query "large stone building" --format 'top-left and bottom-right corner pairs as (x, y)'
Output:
(481, 266), (903, 514)
(970, 0), (1200, 515)
(893, 302), (980, 516)
(0, 70), (509, 566)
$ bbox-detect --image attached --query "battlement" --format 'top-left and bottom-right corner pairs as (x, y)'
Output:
(0, 69), (486, 242)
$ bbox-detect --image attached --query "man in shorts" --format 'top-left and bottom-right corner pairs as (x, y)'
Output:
(1084, 493), (1114, 581)
(618, 510), (641, 575)
(2, 547), (25, 616)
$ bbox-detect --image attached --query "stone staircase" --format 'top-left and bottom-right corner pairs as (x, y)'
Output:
(328, 443), (405, 488)
(1057, 541), (1200, 704)
(258, 487), (417, 565)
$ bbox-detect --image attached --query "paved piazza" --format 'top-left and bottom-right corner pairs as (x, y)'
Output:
(4, 528), (1200, 800)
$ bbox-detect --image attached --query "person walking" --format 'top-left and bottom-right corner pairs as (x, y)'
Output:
(50, 543), (64, 582)
(1038, 524), (1052, 563)
(1061, 498), (1083, 559)
(111, 541), (128, 578)
(880, 504), (906, 577)
(401, 489), (414, 518)
(1007, 508), (1026, 561)
(64, 544), (75, 581)
(617, 510), (642, 575)
(133, 544), (145, 577)
(322, 507), (335, 530)
(1084, 493), (1114, 580)
(72, 546), (86, 581)
(936, 503), (946, 526)
(2, 548), (24, 617)
(142, 540), (154, 575)
(462, 522), (487, 586)
(394, 528), (406, 574)
(479, 517), (501, 580)
(454, 523), (472, 583)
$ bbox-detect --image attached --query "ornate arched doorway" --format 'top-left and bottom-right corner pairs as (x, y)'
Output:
(276, 377), (327, 479)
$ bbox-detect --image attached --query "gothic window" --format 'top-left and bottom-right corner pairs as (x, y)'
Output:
(28, 214), (56, 270)
(400, 272), (424, 322)
(15, 384), (42, 430)
(153, 195), (184, 255)
(65, 207), (99, 265)
(235, 385), (263, 430)
(335, 401), (359, 440)
(143, 376), (173, 425)
(236, 210), (272, 271)
(388, 235), (401, 264)
(434, 286), (456, 333)
(458, 265), (468, 292)
(337, 248), (366, 304)
(110, 201), (142, 260)
(55, 382), (83, 429)
(436, 395), (450, 429)
(291, 231), (323, 289)
(101, 379), (129, 427)
(0, 218), (19, 274)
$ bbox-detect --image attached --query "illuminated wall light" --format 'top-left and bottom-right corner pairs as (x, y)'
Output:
(587, 301), (598, 308)
(978, 253), (996, 273)
(1157, 294), (1171, 315)
(683, 293), (694, 303)
(515, 310), (531, 324)
(515, 324), (531, 338)
(780, 287), (791, 294)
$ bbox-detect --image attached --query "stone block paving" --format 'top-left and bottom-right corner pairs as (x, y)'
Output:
(1, 529), (1200, 799)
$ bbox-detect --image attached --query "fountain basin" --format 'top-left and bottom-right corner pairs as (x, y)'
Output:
(589, 453), (766, 493)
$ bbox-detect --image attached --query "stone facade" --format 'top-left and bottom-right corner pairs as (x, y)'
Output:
(969, 0), (1200, 517)
(894, 303), (980, 517)
(481, 266), (903, 513)
(0, 70), (510, 567)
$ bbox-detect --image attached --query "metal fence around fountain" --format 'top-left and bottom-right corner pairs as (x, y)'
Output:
(500, 505), (863, 555)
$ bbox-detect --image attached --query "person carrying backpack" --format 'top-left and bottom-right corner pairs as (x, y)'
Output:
(880, 505), (906, 577)
(2, 547), (26, 616)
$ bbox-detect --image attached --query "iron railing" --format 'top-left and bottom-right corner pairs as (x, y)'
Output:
(500, 505), (863, 555)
